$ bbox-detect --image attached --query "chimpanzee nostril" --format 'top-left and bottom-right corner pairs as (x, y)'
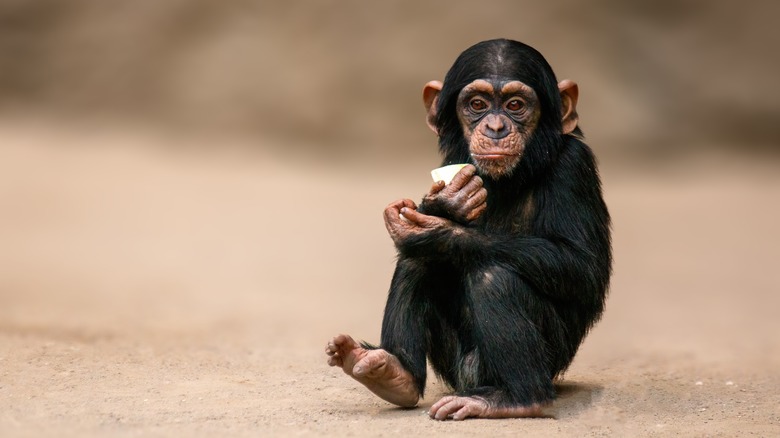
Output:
(483, 114), (509, 139)
(484, 128), (509, 140)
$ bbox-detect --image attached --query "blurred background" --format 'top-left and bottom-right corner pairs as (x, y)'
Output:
(2, 0), (778, 161)
(2, 0), (779, 349)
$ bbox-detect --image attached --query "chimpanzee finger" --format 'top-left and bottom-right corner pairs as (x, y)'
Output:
(451, 403), (484, 421)
(399, 207), (436, 227)
(427, 180), (446, 196)
(432, 397), (466, 420)
(383, 204), (399, 220)
(464, 187), (488, 209)
(465, 202), (487, 222)
(385, 199), (417, 222)
(447, 164), (476, 192)
(383, 205), (405, 229)
(386, 198), (417, 211)
(461, 175), (484, 197)
(461, 202), (486, 222)
(429, 396), (457, 419)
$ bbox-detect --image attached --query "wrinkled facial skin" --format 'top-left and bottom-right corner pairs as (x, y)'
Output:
(457, 79), (540, 179)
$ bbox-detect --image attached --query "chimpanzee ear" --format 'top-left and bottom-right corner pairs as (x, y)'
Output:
(558, 79), (579, 135)
(423, 81), (443, 134)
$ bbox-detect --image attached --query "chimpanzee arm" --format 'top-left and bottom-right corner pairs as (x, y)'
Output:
(397, 142), (611, 306)
(397, 226), (600, 304)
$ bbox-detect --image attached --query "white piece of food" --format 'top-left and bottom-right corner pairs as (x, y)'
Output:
(430, 164), (467, 184)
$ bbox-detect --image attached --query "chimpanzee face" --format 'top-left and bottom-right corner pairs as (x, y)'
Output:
(455, 78), (541, 179)
(422, 40), (580, 183)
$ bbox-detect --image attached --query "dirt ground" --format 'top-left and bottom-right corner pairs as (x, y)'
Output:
(1, 121), (779, 437)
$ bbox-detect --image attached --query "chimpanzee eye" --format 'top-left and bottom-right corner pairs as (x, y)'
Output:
(469, 99), (487, 112)
(506, 99), (524, 112)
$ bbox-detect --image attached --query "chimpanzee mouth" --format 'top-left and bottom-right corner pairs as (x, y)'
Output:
(472, 153), (520, 160)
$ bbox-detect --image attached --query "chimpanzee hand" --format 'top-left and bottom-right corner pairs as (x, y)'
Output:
(383, 199), (452, 247)
(421, 164), (487, 224)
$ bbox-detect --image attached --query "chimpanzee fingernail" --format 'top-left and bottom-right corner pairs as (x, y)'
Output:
(354, 366), (364, 374)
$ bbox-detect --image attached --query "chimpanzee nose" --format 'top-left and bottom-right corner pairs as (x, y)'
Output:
(483, 115), (509, 139)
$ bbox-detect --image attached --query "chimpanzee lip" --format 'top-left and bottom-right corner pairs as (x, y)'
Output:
(472, 153), (519, 159)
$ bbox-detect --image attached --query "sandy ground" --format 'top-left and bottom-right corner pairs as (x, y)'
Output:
(1, 122), (779, 437)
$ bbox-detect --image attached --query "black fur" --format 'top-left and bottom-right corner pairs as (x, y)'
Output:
(380, 39), (611, 408)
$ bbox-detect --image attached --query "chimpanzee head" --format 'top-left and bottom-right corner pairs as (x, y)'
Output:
(423, 39), (580, 181)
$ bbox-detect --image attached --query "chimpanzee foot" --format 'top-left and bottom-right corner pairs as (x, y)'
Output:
(325, 334), (420, 408)
(429, 395), (546, 421)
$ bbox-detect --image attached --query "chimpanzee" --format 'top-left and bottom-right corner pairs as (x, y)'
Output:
(326, 39), (611, 420)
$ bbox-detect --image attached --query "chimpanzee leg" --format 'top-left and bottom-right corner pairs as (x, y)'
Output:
(378, 256), (434, 396)
(326, 257), (433, 408)
(465, 264), (557, 405)
(429, 264), (560, 420)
